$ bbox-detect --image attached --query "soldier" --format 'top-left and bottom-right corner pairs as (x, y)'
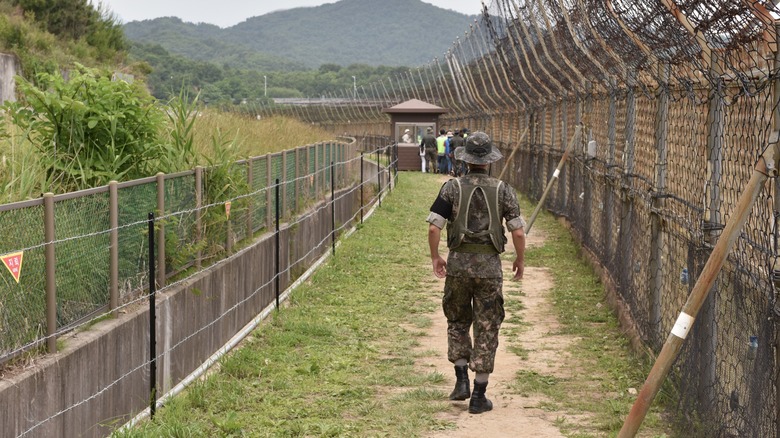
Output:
(448, 130), (466, 176)
(426, 131), (526, 414)
(420, 127), (438, 173)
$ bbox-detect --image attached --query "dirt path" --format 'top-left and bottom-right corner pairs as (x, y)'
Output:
(418, 226), (580, 437)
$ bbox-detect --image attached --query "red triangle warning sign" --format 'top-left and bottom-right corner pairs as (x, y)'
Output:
(1, 251), (23, 283)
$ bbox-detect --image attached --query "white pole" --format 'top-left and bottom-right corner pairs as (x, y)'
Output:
(264, 75), (267, 97)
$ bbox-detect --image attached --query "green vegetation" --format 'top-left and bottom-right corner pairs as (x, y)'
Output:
(122, 0), (475, 103)
(113, 173), (675, 437)
(123, 0), (474, 70)
(0, 0), (127, 78)
(512, 194), (673, 437)
(6, 64), (165, 191)
(130, 41), (416, 103)
(113, 173), (448, 437)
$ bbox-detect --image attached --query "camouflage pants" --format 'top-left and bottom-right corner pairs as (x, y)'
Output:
(442, 276), (504, 373)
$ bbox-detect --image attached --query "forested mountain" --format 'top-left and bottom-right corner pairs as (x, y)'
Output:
(123, 0), (475, 70)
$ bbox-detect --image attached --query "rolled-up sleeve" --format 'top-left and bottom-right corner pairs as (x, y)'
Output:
(501, 184), (525, 232)
(506, 216), (526, 232)
(426, 212), (447, 229)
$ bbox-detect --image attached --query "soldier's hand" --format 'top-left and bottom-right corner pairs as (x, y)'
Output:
(432, 256), (447, 278)
(512, 259), (524, 280)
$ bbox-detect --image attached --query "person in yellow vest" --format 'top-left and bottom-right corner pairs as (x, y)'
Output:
(426, 131), (526, 414)
(436, 129), (448, 174)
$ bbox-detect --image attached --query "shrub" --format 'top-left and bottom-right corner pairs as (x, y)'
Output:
(5, 63), (166, 191)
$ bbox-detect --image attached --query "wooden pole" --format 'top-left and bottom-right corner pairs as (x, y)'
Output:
(525, 125), (581, 234)
(498, 126), (529, 181)
(618, 138), (779, 437)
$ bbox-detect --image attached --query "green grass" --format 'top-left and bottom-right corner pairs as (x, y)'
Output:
(113, 172), (676, 437)
(508, 194), (675, 438)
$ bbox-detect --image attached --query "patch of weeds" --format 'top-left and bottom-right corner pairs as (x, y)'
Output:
(513, 370), (562, 395)
(508, 344), (529, 360)
(409, 315), (432, 329)
(513, 193), (674, 437)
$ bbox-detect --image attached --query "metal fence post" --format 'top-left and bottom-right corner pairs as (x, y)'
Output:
(377, 148), (382, 207)
(147, 212), (157, 418)
(315, 143), (321, 198)
(109, 181), (119, 314)
(43, 192), (56, 354)
(619, 69), (637, 297)
(195, 166), (203, 270)
(246, 159), (254, 240)
(605, 77), (618, 264)
(561, 98), (569, 209)
(695, 51), (725, 415)
(282, 151), (288, 218)
(331, 161), (336, 255)
(275, 178), (280, 309)
(650, 64), (670, 348)
(266, 155), (273, 231)
(156, 173), (166, 289)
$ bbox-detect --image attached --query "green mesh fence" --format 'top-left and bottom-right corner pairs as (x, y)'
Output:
(1, 141), (353, 366)
(117, 181), (157, 301)
(164, 173), (197, 274)
(252, 156), (268, 233)
(285, 150), (297, 216)
(270, 153), (283, 220)
(231, 164), (249, 243)
(309, 145), (317, 199)
(0, 202), (46, 360)
(53, 192), (111, 328)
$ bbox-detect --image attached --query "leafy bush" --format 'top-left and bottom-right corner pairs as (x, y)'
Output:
(5, 64), (166, 191)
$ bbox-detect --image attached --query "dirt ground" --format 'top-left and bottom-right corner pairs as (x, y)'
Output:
(418, 223), (581, 437)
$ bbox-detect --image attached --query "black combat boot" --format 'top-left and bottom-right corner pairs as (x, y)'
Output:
(468, 380), (493, 414)
(449, 365), (470, 400)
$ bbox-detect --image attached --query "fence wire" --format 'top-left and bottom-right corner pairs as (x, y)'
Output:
(258, 1), (780, 435)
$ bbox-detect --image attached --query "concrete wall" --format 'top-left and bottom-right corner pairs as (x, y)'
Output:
(0, 53), (18, 104)
(0, 172), (378, 438)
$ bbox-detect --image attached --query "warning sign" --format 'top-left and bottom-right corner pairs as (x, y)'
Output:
(1, 251), (23, 283)
(225, 201), (232, 219)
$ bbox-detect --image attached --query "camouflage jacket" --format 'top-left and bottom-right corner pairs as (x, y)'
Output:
(426, 169), (525, 278)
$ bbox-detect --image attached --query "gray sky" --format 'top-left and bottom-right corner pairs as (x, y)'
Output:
(94, 0), (483, 28)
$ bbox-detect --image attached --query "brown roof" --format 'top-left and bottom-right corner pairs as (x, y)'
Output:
(382, 99), (447, 114)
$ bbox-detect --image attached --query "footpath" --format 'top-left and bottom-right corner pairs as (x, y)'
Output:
(418, 175), (572, 437)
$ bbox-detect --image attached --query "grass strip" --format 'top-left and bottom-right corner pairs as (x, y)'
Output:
(509, 194), (674, 438)
(114, 172), (674, 437)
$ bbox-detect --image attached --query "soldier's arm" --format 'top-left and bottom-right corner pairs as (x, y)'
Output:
(428, 224), (447, 278)
(501, 184), (526, 280)
(427, 182), (453, 278)
(511, 228), (525, 280)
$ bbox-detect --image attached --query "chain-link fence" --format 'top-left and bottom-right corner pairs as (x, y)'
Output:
(0, 140), (366, 367)
(258, 1), (780, 435)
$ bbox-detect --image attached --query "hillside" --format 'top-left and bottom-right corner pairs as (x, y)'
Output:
(123, 0), (475, 70)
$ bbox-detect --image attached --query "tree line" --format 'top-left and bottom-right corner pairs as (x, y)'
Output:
(131, 42), (413, 105)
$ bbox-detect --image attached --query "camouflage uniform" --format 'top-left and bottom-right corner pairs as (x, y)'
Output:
(426, 169), (525, 373)
(448, 134), (466, 176)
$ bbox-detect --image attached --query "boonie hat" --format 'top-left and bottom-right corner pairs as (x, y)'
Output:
(454, 131), (502, 164)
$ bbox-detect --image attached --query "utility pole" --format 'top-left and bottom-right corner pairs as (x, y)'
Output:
(264, 75), (267, 97)
(352, 75), (357, 98)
